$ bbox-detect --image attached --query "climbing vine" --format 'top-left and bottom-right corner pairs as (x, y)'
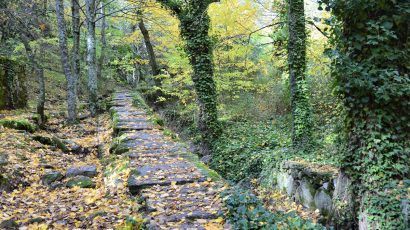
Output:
(319, 0), (410, 228)
(157, 0), (221, 153)
(287, 0), (313, 149)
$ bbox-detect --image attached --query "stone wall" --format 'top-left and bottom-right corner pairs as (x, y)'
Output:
(0, 56), (28, 110)
(273, 160), (409, 228)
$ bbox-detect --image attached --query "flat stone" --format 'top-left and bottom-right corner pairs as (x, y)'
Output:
(66, 165), (97, 178)
(115, 123), (153, 132)
(66, 176), (96, 188)
(128, 163), (206, 194)
(122, 131), (164, 140)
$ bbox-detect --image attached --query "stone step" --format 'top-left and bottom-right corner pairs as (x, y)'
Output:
(114, 123), (154, 133)
(142, 182), (225, 228)
(121, 131), (164, 141)
(121, 140), (177, 150)
(128, 163), (206, 194)
(126, 146), (188, 158)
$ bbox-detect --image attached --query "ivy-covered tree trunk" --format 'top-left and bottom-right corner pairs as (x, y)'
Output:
(85, 0), (98, 116)
(287, 0), (312, 148)
(322, 0), (410, 228)
(56, 0), (77, 123)
(157, 0), (221, 154)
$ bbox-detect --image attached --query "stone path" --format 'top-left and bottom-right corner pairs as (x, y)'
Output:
(111, 91), (228, 229)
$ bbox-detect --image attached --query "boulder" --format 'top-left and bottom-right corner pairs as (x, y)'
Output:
(0, 56), (27, 110)
(314, 189), (332, 215)
(296, 180), (315, 209)
(0, 219), (18, 229)
(66, 165), (97, 178)
(41, 171), (64, 185)
(66, 176), (96, 188)
(0, 153), (8, 166)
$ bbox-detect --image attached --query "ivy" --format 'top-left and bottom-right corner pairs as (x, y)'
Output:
(287, 0), (313, 149)
(319, 0), (410, 228)
(157, 0), (221, 153)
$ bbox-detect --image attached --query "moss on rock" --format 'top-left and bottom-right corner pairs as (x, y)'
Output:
(0, 119), (36, 133)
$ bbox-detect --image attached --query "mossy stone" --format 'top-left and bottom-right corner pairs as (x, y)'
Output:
(0, 119), (36, 133)
(66, 176), (95, 188)
(42, 171), (64, 185)
(0, 219), (18, 229)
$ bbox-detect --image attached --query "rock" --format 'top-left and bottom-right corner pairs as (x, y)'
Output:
(41, 171), (64, 185)
(50, 181), (65, 190)
(0, 153), (8, 166)
(66, 176), (96, 188)
(0, 173), (12, 192)
(296, 180), (315, 209)
(33, 135), (54, 146)
(322, 182), (329, 190)
(62, 139), (88, 154)
(66, 165), (97, 178)
(26, 217), (45, 224)
(0, 219), (18, 229)
(52, 136), (69, 153)
(201, 155), (211, 164)
(314, 189), (332, 215)
(277, 172), (295, 196)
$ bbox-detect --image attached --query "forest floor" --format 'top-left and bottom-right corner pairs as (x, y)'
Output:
(0, 89), (229, 229)
(0, 107), (147, 229)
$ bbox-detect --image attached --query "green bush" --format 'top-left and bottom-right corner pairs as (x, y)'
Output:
(222, 186), (324, 229)
(211, 119), (290, 182)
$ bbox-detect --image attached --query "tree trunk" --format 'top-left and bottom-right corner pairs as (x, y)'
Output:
(327, 1), (409, 229)
(157, 0), (221, 155)
(56, 0), (77, 122)
(287, 0), (312, 148)
(85, 0), (98, 116)
(21, 38), (45, 126)
(138, 19), (160, 77)
(97, 1), (107, 79)
(71, 0), (80, 100)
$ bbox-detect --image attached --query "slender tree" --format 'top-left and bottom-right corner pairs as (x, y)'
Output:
(85, 0), (98, 116)
(56, 0), (77, 122)
(157, 0), (221, 154)
(287, 0), (312, 148)
(97, 0), (107, 79)
(21, 37), (45, 126)
(71, 0), (80, 97)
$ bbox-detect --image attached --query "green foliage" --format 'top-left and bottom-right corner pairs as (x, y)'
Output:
(319, 0), (410, 228)
(211, 120), (290, 182)
(222, 186), (324, 229)
(157, 0), (221, 151)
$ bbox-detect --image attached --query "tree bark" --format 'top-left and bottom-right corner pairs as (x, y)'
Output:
(157, 0), (221, 155)
(56, 0), (77, 122)
(287, 0), (312, 148)
(71, 0), (80, 100)
(138, 18), (160, 77)
(85, 0), (98, 116)
(21, 38), (45, 126)
(97, 1), (107, 79)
